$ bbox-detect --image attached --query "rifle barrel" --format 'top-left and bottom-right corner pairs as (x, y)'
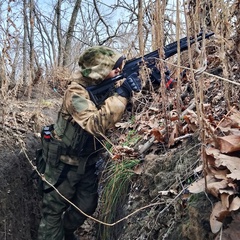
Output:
(164, 32), (214, 59)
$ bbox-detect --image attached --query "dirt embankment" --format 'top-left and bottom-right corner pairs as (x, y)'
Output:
(0, 132), (41, 240)
(0, 97), (59, 240)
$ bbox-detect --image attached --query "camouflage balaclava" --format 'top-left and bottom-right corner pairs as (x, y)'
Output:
(78, 46), (123, 85)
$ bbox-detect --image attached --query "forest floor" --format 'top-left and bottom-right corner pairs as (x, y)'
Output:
(0, 38), (240, 240)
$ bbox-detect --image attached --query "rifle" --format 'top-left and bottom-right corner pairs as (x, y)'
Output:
(87, 32), (214, 106)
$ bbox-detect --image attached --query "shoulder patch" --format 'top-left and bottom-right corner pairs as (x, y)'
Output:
(72, 94), (89, 112)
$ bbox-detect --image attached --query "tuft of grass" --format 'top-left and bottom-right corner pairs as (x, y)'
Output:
(40, 99), (53, 108)
(123, 129), (141, 147)
(104, 141), (113, 152)
(98, 158), (140, 240)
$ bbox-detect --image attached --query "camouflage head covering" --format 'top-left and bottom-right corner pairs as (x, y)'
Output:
(78, 46), (123, 85)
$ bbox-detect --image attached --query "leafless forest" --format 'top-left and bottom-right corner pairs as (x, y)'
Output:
(0, 0), (239, 98)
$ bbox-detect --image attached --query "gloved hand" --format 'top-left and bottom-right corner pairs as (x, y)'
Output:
(116, 73), (141, 98)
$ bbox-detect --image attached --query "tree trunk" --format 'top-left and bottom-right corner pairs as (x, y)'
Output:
(138, 0), (144, 55)
(56, 0), (63, 67)
(0, 53), (6, 92)
(63, 0), (82, 67)
(34, 11), (53, 71)
(23, 0), (28, 85)
(28, 0), (35, 98)
(10, 42), (20, 85)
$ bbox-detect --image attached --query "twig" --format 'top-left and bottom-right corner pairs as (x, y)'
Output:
(0, 123), (26, 133)
(174, 133), (193, 142)
(4, 219), (6, 240)
(139, 100), (195, 155)
(139, 136), (155, 154)
(214, 106), (236, 131)
(160, 58), (240, 86)
(181, 100), (196, 117)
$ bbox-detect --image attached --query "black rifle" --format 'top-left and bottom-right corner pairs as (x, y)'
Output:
(87, 32), (214, 106)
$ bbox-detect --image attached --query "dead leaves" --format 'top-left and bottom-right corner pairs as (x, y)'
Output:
(210, 197), (240, 234)
(112, 146), (139, 161)
(112, 82), (240, 236)
(217, 135), (240, 153)
(115, 96), (200, 151)
(214, 212), (240, 240)
(187, 108), (240, 234)
(150, 128), (165, 142)
(188, 174), (218, 194)
(210, 201), (228, 233)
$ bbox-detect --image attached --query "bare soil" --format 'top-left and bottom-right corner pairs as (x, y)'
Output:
(0, 131), (41, 240)
(0, 93), (59, 240)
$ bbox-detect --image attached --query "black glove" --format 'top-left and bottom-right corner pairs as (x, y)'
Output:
(116, 73), (141, 98)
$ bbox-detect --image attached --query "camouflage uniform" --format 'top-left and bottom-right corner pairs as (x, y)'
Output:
(38, 46), (128, 240)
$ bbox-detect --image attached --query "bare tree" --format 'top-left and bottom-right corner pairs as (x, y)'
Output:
(56, 0), (63, 67)
(29, 0), (35, 88)
(0, 53), (6, 92)
(63, 0), (82, 67)
(34, 8), (54, 71)
(138, 0), (144, 55)
(23, 0), (28, 85)
(0, 0), (182, 95)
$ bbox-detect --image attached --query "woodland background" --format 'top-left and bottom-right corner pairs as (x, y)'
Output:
(0, 0), (240, 240)
(0, 0), (239, 97)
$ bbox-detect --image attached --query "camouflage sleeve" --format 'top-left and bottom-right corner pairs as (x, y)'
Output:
(63, 82), (128, 136)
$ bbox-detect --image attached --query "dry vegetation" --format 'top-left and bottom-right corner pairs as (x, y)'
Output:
(0, 0), (240, 239)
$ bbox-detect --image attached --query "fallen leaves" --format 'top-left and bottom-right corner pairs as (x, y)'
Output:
(214, 212), (240, 240)
(210, 201), (228, 234)
(112, 146), (139, 161)
(111, 77), (240, 236)
(150, 128), (165, 142)
(217, 135), (240, 153)
(188, 175), (216, 194)
(187, 108), (240, 234)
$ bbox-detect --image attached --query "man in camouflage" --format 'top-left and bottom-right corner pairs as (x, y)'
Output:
(37, 46), (141, 240)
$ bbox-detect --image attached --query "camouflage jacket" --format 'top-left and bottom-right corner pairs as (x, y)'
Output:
(44, 46), (128, 172)
(59, 76), (128, 137)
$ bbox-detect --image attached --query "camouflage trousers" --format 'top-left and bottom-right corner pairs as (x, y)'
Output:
(37, 161), (98, 240)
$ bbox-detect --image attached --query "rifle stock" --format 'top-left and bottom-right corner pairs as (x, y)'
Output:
(87, 32), (214, 106)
